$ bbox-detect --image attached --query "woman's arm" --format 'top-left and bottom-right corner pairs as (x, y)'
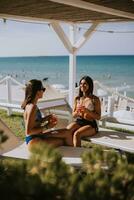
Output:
(72, 98), (79, 118)
(42, 114), (58, 129)
(83, 97), (101, 120)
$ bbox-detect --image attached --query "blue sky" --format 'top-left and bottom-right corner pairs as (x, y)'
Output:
(0, 20), (134, 57)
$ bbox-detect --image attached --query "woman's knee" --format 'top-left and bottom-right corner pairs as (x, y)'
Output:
(67, 122), (80, 133)
(73, 130), (81, 139)
(60, 129), (73, 138)
(67, 122), (75, 130)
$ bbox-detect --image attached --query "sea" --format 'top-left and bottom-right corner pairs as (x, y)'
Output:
(0, 55), (134, 98)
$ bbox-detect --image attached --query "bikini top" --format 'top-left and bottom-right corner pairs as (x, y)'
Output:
(76, 97), (95, 112)
(86, 98), (95, 111)
(35, 107), (42, 123)
(24, 106), (42, 137)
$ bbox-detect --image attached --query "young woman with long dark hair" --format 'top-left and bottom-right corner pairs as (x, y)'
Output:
(22, 79), (73, 148)
(67, 76), (101, 147)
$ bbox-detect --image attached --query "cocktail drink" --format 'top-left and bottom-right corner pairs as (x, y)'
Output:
(77, 102), (85, 115)
(77, 105), (85, 112)
(51, 114), (58, 125)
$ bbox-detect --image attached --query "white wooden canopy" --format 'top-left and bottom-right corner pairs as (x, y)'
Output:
(0, 0), (134, 107)
(0, 0), (134, 23)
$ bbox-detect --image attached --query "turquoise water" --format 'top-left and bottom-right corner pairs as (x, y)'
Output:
(0, 55), (134, 97)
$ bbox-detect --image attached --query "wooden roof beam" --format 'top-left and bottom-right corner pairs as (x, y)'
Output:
(0, 14), (66, 24)
(74, 22), (99, 52)
(50, 0), (134, 20)
(51, 22), (74, 54)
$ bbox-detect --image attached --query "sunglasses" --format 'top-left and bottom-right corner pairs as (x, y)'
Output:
(41, 87), (46, 92)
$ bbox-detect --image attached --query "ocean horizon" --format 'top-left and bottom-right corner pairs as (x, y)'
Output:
(0, 55), (134, 98)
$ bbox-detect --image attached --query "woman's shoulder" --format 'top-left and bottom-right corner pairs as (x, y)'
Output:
(90, 95), (100, 103)
(92, 95), (100, 100)
(25, 103), (36, 112)
(74, 96), (80, 101)
(75, 96), (80, 99)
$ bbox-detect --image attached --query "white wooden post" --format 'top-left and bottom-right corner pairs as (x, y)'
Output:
(102, 97), (106, 112)
(69, 25), (76, 108)
(51, 21), (99, 108)
(93, 81), (98, 95)
(6, 76), (12, 116)
(107, 96), (115, 117)
(124, 91), (127, 96)
(69, 53), (76, 107)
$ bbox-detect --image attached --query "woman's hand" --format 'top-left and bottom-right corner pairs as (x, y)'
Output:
(48, 114), (58, 128)
(41, 114), (57, 128)
(76, 105), (85, 117)
(43, 114), (52, 122)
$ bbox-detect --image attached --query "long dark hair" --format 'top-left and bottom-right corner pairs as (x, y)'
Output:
(21, 79), (44, 110)
(78, 76), (94, 98)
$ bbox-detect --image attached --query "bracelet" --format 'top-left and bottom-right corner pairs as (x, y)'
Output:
(45, 124), (48, 129)
(42, 124), (48, 132)
(42, 120), (49, 129)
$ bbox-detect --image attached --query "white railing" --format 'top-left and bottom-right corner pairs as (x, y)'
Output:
(0, 76), (134, 127)
(0, 76), (25, 115)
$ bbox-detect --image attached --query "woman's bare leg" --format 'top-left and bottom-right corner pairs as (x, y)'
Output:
(66, 122), (81, 146)
(73, 125), (96, 147)
(67, 122), (80, 132)
(49, 128), (73, 146)
(28, 137), (64, 150)
(45, 138), (64, 147)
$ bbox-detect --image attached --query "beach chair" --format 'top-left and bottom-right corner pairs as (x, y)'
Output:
(0, 118), (87, 167)
(117, 98), (128, 110)
(38, 97), (73, 124)
(0, 118), (23, 154)
(2, 142), (88, 167)
(83, 127), (134, 154)
(1, 108), (134, 168)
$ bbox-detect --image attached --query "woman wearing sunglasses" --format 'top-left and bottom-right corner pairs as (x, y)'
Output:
(21, 79), (72, 148)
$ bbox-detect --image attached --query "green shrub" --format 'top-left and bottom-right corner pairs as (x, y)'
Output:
(71, 146), (134, 200)
(0, 140), (134, 200)
(0, 109), (24, 140)
(0, 143), (74, 200)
